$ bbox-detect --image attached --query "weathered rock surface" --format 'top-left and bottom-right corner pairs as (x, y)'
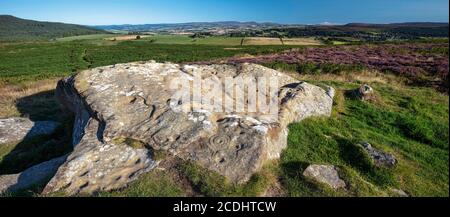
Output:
(0, 155), (66, 194)
(43, 117), (157, 195)
(44, 61), (334, 195)
(390, 188), (409, 197)
(391, 188), (409, 197)
(361, 142), (397, 167)
(0, 118), (59, 145)
(303, 165), (346, 189)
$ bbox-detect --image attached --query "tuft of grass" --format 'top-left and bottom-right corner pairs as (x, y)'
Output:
(97, 170), (185, 197)
(110, 137), (147, 149)
(152, 149), (168, 162)
(180, 161), (278, 197)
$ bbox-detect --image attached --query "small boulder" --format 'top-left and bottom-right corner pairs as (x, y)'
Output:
(303, 164), (346, 189)
(0, 118), (59, 145)
(390, 188), (409, 197)
(361, 142), (397, 167)
(0, 155), (67, 194)
(355, 84), (374, 101)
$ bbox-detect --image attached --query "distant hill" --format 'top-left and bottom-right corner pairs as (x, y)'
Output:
(230, 22), (448, 41)
(93, 21), (283, 33)
(338, 22), (449, 38)
(0, 15), (107, 41)
(93, 21), (448, 39)
(345, 22), (449, 28)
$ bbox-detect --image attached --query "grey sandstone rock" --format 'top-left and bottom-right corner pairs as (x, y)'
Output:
(361, 142), (397, 167)
(303, 164), (346, 189)
(0, 118), (59, 145)
(390, 188), (409, 197)
(44, 61), (334, 195)
(0, 155), (67, 194)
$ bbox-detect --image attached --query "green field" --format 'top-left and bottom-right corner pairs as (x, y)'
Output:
(55, 34), (322, 46)
(0, 37), (448, 197)
(0, 40), (302, 84)
(55, 34), (245, 45)
(142, 35), (244, 45)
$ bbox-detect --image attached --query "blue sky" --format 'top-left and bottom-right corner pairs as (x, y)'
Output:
(0, 0), (448, 25)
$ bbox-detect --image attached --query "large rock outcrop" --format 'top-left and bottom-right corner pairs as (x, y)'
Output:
(43, 61), (334, 195)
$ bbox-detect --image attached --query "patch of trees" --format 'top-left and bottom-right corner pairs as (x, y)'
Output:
(190, 32), (213, 38)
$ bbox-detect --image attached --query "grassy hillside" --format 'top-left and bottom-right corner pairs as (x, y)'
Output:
(0, 15), (106, 41)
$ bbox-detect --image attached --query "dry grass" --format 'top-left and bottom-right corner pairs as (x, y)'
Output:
(281, 69), (407, 87)
(0, 79), (59, 118)
(223, 47), (243, 50)
(283, 37), (322, 46)
(244, 37), (284, 45)
(0, 70), (403, 120)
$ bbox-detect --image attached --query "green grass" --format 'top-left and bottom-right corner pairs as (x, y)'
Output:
(0, 42), (89, 83)
(97, 170), (185, 197)
(280, 81), (449, 197)
(0, 40), (298, 84)
(179, 161), (277, 197)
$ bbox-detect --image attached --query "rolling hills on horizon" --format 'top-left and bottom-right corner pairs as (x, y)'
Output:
(0, 15), (106, 41)
(93, 20), (448, 31)
(0, 15), (448, 42)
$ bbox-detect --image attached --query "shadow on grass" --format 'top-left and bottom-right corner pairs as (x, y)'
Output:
(0, 90), (74, 195)
(15, 90), (62, 122)
(335, 137), (398, 188)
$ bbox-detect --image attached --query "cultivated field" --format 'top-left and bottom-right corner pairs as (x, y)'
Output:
(55, 34), (324, 46)
(141, 35), (244, 45)
(105, 35), (152, 41)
